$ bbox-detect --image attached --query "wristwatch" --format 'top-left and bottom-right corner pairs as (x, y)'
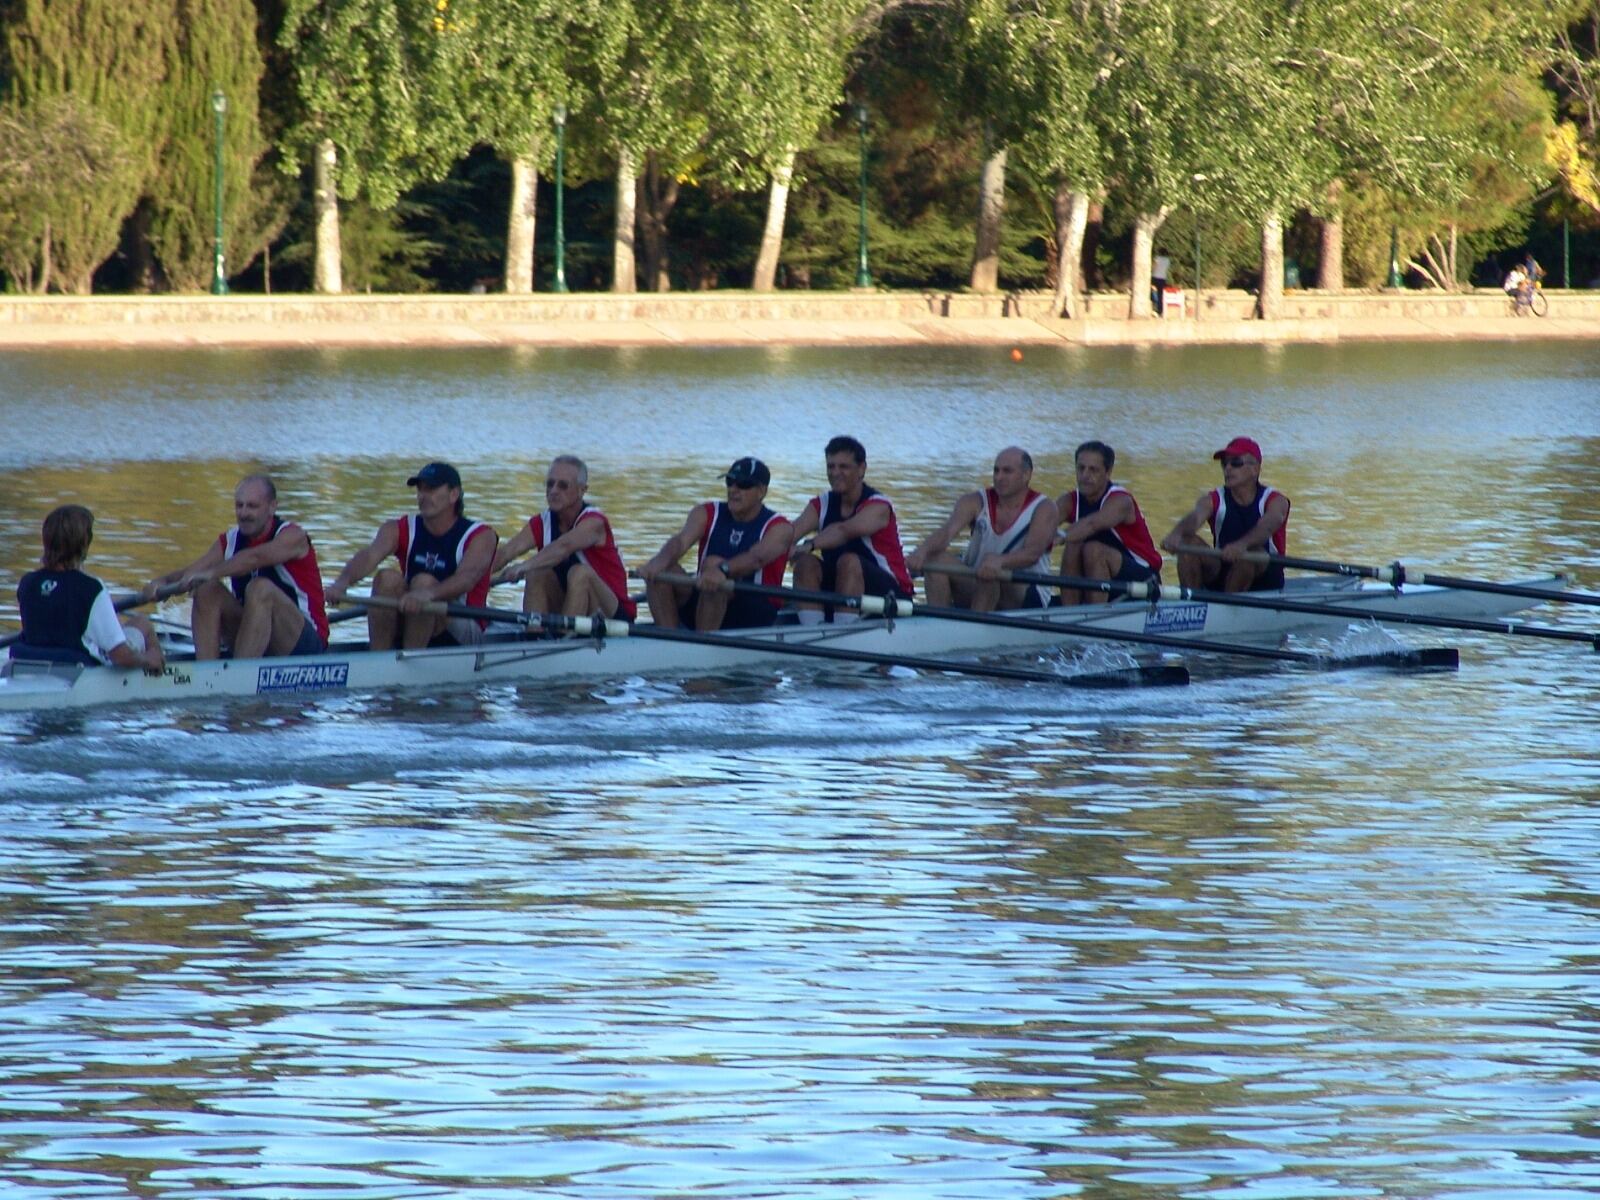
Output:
(718, 561), (732, 577)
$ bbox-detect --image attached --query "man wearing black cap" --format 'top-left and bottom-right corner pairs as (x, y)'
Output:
(637, 457), (794, 630)
(325, 461), (498, 649)
(1161, 436), (1291, 591)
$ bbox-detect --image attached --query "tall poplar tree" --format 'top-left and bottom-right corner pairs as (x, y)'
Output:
(0, 0), (170, 293)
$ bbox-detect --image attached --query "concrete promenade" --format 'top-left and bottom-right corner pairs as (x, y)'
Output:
(0, 288), (1594, 350)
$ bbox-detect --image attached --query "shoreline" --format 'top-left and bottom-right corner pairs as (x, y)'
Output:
(0, 289), (1594, 350)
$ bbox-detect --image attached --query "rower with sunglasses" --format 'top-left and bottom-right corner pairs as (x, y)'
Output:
(1161, 436), (1291, 592)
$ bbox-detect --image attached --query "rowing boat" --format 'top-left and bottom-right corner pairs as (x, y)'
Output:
(0, 574), (1565, 712)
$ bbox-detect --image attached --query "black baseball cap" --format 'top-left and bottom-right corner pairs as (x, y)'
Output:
(724, 457), (771, 487)
(407, 461), (462, 489)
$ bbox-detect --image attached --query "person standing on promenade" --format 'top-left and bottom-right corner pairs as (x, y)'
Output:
(145, 474), (327, 659)
(14, 505), (164, 673)
(1160, 436), (1291, 592)
(637, 457), (793, 630)
(492, 454), (637, 621)
(325, 462), (498, 649)
(904, 446), (1057, 611)
(1054, 441), (1163, 605)
(788, 436), (913, 624)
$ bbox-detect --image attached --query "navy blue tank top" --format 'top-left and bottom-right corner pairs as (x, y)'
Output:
(14, 568), (105, 665)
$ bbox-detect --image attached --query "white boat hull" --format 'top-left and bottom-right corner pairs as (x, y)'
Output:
(0, 576), (1564, 712)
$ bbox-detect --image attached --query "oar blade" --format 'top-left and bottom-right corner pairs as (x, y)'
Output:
(1061, 662), (1190, 689)
(1314, 645), (1459, 673)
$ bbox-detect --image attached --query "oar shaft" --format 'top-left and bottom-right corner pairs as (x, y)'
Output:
(707, 564), (1314, 663)
(433, 597), (1172, 688)
(999, 563), (1597, 649)
(0, 581), (187, 651)
(1177, 543), (1595, 607)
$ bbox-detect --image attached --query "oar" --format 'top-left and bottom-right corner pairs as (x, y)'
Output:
(0, 581), (187, 651)
(1176, 543), (1596, 608)
(667, 571), (1456, 672)
(352, 593), (1187, 689)
(933, 561), (1597, 652)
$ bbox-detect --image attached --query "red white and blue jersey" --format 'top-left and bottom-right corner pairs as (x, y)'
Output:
(1062, 484), (1163, 575)
(965, 488), (1055, 606)
(804, 484), (914, 595)
(1207, 484), (1289, 556)
(221, 517), (330, 644)
(527, 506), (637, 620)
(395, 514), (496, 622)
(698, 501), (790, 607)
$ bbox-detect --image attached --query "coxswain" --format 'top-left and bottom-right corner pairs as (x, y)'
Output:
(789, 435), (913, 624)
(637, 457), (793, 630)
(1054, 440), (1163, 604)
(904, 445), (1057, 610)
(13, 505), (163, 673)
(1161, 436), (1291, 591)
(145, 473), (328, 659)
(324, 461), (498, 649)
(491, 455), (637, 620)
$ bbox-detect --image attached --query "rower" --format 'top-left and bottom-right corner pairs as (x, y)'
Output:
(325, 461), (498, 649)
(145, 473), (328, 660)
(491, 454), (637, 621)
(1054, 440), (1163, 605)
(637, 457), (793, 630)
(789, 435), (913, 624)
(13, 505), (163, 673)
(1161, 436), (1291, 591)
(905, 445), (1057, 611)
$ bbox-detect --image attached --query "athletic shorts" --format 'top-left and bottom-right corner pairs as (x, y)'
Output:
(1112, 554), (1161, 585)
(821, 551), (912, 602)
(429, 616), (486, 648)
(677, 588), (779, 631)
(289, 615), (325, 656)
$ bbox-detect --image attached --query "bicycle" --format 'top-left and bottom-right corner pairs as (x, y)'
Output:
(1510, 278), (1548, 317)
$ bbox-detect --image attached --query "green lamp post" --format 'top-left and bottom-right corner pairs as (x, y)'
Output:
(854, 103), (872, 288)
(552, 104), (568, 294)
(210, 88), (228, 295)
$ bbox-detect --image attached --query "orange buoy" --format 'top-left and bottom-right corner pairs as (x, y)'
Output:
(1010, 348), (1023, 362)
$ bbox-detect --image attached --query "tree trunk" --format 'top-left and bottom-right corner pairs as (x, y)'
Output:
(313, 138), (342, 295)
(1052, 185), (1091, 318)
(1317, 212), (1344, 290)
(1082, 199), (1104, 289)
(504, 142), (539, 294)
(36, 216), (51, 295)
(751, 149), (796, 292)
(1128, 209), (1169, 318)
(969, 141), (1006, 292)
(637, 151), (679, 292)
(1258, 214), (1284, 319)
(613, 146), (637, 293)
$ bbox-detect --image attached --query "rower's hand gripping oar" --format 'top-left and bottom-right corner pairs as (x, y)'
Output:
(354, 591), (1186, 689)
(1176, 542), (1596, 608)
(0, 580), (188, 652)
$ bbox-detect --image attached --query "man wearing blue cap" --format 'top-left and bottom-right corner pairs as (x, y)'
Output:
(637, 456), (793, 630)
(325, 461), (498, 648)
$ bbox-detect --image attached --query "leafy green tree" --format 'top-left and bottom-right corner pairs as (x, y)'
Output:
(276, 0), (463, 292)
(0, 0), (170, 293)
(143, 0), (279, 290)
(0, 96), (130, 291)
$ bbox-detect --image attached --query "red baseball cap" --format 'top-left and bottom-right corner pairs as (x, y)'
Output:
(1213, 436), (1262, 462)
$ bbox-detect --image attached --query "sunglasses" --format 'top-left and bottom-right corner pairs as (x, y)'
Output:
(1222, 456), (1255, 469)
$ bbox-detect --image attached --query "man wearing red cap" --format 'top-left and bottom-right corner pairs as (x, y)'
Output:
(1161, 437), (1291, 591)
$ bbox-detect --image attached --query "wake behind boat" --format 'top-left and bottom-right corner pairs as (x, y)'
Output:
(0, 574), (1564, 713)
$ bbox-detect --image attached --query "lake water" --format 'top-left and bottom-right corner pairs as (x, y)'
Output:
(2, 342), (1599, 1198)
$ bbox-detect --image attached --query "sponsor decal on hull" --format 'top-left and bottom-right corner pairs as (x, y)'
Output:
(256, 662), (351, 694)
(1144, 603), (1208, 635)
